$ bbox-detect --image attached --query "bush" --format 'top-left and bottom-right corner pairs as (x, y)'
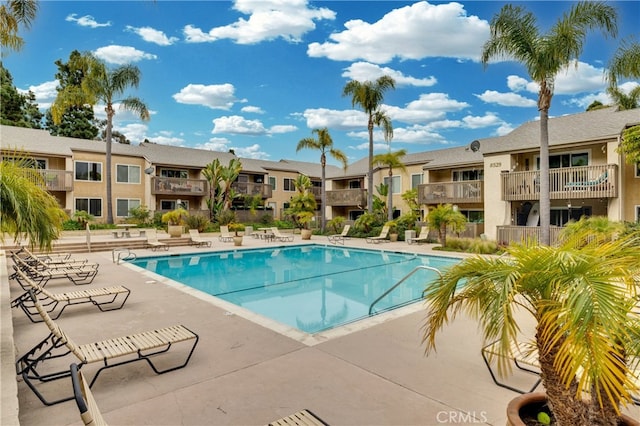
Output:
(216, 209), (236, 225)
(184, 214), (210, 232)
(128, 205), (151, 225)
(436, 237), (502, 254)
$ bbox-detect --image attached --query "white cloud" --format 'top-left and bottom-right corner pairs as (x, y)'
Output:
(114, 123), (150, 145)
(125, 26), (179, 46)
(241, 105), (265, 114)
(232, 143), (271, 159)
(173, 84), (237, 110)
(184, 0), (335, 44)
(18, 80), (58, 107)
(194, 137), (233, 151)
(506, 61), (608, 96)
(93, 45), (157, 65)
(461, 112), (503, 129)
(495, 123), (515, 136)
(475, 90), (537, 107)
(212, 115), (267, 135)
(269, 125), (298, 134)
(565, 81), (640, 109)
(347, 140), (392, 152)
(342, 62), (437, 87)
(308, 1), (489, 63)
(65, 14), (111, 28)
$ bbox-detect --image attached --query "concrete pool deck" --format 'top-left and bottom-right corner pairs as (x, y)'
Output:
(3, 234), (639, 425)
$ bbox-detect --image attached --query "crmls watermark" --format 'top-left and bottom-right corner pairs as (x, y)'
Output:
(436, 410), (488, 424)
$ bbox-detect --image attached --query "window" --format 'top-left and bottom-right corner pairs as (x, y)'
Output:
(116, 199), (140, 217)
(537, 152), (589, 169)
(160, 200), (189, 210)
(349, 180), (361, 189)
(635, 163), (640, 178)
(268, 176), (276, 190)
(75, 161), (102, 181)
(283, 178), (295, 191)
(636, 206), (640, 222)
(383, 176), (401, 194)
(411, 174), (423, 189)
(459, 210), (484, 223)
(452, 169), (483, 181)
(116, 164), (141, 183)
(75, 198), (102, 216)
(160, 169), (188, 179)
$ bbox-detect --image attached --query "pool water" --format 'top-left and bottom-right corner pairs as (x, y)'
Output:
(129, 245), (459, 333)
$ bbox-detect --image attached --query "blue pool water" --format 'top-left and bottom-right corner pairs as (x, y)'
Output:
(129, 245), (459, 333)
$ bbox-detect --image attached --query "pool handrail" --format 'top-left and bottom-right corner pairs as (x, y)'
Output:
(368, 265), (443, 315)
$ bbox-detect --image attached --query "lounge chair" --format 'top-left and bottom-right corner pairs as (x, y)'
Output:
(11, 268), (130, 323)
(366, 225), (390, 244)
(70, 364), (108, 426)
(12, 247), (85, 267)
(270, 227), (294, 242)
(564, 170), (608, 190)
(219, 225), (234, 242)
(145, 229), (169, 251)
(327, 225), (351, 245)
(11, 255), (99, 287)
(267, 409), (328, 426)
(407, 226), (430, 245)
(16, 290), (199, 406)
(189, 229), (213, 247)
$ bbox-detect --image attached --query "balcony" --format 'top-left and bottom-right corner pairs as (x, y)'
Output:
(325, 189), (367, 207)
(231, 181), (273, 198)
(502, 164), (617, 201)
(36, 169), (73, 191)
(151, 177), (208, 196)
(497, 226), (563, 246)
(418, 181), (483, 205)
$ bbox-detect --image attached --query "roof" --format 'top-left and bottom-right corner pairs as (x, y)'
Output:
(138, 142), (238, 169)
(481, 107), (640, 155)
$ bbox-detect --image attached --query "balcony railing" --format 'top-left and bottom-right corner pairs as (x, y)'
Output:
(497, 226), (563, 246)
(418, 181), (483, 205)
(231, 181), (273, 198)
(325, 189), (367, 207)
(151, 177), (208, 196)
(502, 164), (617, 201)
(35, 169), (73, 191)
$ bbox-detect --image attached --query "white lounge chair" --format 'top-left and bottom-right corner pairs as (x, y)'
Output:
(189, 229), (213, 247)
(270, 227), (294, 242)
(328, 225), (351, 245)
(145, 229), (169, 251)
(407, 226), (430, 245)
(366, 225), (390, 244)
(219, 225), (234, 242)
(70, 364), (109, 426)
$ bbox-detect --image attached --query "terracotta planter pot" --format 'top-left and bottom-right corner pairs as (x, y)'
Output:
(506, 392), (639, 426)
(301, 229), (312, 240)
(167, 225), (183, 238)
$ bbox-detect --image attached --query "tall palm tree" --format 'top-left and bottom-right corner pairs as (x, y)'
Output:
(0, 157), (64, 250)
(606, 37), (640, 87)
(372, 149), (407, 221)
(296, 127), (348, 232)
(202, 158), (222, 220)
(220, 158), (242, 210)
(607, 85), (640, 110)
(0, 0), (38, 51)
(51, 53), (150, 224)
(342, 76), (395, 214)
(481, 2), (617, 245)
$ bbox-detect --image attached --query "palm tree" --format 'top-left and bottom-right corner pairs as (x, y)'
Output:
(422, 220), (640, 426)
(202, 158), (222, 220)
(0, 0), (38, 52)
(425, 204), (466, 248)
(342, 76), (395, 214)
(220, 158), (242, 210)
(296, 127), (348, 232)
(607, 85), (640, 110)
(372, 149), (407, 221)
(606, 37), (640, 87)
(481, 2), (617, 245)
(0, 157), (64, 250)
(51, 53), (150, 223)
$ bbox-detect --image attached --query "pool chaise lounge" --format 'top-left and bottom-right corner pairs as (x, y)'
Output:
(188, 229), (213, 247)
(327, 225), (351, 245)
(218, 225), (235, 242)
(11, 255), (99, 287)
(407, 226), (430, 245)
(16, 290), (199, 406)
(70, 364), (108, 426)
(11, 268), (130, 323)
(268, 409), (328, 426)
(564, 170), (608, 190)
(145, 229), (169, 251)
(270, 227), (294, 242)
(366, 226), (390, 244)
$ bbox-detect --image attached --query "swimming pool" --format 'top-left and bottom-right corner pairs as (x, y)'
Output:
(129, 245), (459, 334)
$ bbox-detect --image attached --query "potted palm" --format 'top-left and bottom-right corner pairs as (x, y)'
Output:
(286, 182), (317, 240)
(422, 218), (640, 426)
(385, 219), (399, 242)
(228, 222), (245, 246)
(161, 208), (187, 237)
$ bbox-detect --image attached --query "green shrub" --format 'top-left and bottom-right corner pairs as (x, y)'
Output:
(216, 209), (236, 225)
(128, 205), (151, 225)
(438, 237), (502, 254)
(184, 214), (210, 232)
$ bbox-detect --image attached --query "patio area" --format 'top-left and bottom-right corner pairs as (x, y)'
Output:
(2, 234), (638, 425)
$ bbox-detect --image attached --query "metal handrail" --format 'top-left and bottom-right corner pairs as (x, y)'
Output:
(368, 265), (442, 315)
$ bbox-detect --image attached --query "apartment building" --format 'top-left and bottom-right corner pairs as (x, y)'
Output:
(1, 106), (638, 243)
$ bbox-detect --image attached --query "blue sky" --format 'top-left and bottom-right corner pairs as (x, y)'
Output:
(4, 0), (639, 165)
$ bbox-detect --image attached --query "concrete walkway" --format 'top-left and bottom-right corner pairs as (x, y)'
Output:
(3, 234), (639, 425)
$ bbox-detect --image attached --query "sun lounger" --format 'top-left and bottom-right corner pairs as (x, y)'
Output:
(11, 255), (99, 287)
(327, 225), (350, 245)
(218, 225), (234, 242)
(564, 170), (608, 190)
(16, 290), (199, 406)
(12, 247), (84, 267)
(70, 363), (109, 426)
(270, 227), (294, 242)
(189, 229), (213, 247)
(268, 409), (328, 426)
(11, 268), (130, 323)
(145, 229), (169, 251)
(407, 226), (430, 245)
(366, 225), (390, 244)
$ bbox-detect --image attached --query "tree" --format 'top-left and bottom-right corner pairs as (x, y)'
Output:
(45, 50), (100, 139)
(51, 53), (149, 224)
(0, 156), (65, 250)
(619, 124), (640, 164)
(286, 175), (317, 230)
(372, 149), (407, 221)
(606, 85), (640, 111)
(425, 204), (466, 247)
(0, 62), (42, 128)
(202, 158), (223, 220)
(342, 76), (395, 214)
(0, 0), (38, 52)
(422, 219), (640, 426)
(481, 2), (617, 245)
(296, 127), (348, 232)
(606, 37), (640, 87)
(220, 158), (242, 210)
